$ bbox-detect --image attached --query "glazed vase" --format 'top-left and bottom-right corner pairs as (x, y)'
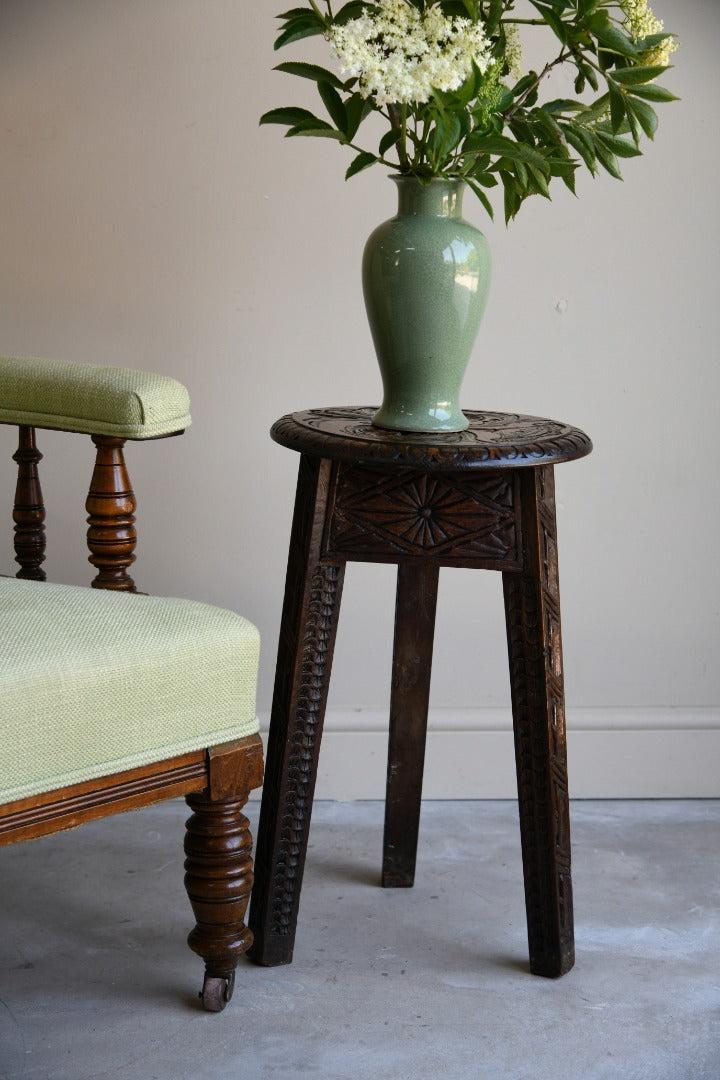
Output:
(362, 176), (491, 433)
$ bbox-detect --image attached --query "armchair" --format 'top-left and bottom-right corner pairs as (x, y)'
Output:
(0, 356), (263, 1012)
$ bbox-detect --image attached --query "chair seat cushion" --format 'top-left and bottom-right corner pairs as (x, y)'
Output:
(0, 356), (191, 439)
(0, 579), (260, 802)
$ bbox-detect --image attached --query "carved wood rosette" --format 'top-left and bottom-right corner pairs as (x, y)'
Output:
(13, 426), (47, 581)
(324, 464), (521, 568)
(503, 465), (574, 977)
(248, 454), (345, 966)
(85, 435), (138, 591)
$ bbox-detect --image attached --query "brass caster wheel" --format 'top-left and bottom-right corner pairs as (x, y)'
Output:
(200, 970), (235, 1013)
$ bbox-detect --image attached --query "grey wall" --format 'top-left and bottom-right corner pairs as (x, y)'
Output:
(1, 2), (717, 758)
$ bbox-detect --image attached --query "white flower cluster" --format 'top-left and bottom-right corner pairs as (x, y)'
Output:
(328, 0), (491, 107)
(620, 0), (677, 65)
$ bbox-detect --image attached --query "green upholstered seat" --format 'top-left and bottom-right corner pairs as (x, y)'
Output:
(0, 356), (191, 439)
(0, 578), (260, 803)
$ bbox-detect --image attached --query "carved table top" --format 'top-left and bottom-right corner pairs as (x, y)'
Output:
(271, 407), (592, 471)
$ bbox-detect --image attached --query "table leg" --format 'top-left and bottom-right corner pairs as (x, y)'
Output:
(248, 455), (344, 966)
(503, 466), (575, 977)
(382, 560), (439, 888)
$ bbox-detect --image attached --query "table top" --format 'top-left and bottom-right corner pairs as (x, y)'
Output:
(271, 407), (592, 471)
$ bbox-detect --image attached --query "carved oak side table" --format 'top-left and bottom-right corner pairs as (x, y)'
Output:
(248, 406), (592, 978)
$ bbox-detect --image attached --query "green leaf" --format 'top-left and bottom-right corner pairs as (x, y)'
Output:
(590, 23), (638, 59)
(378, 128), (400, 156)
(286, 118), (346, 140)
(512, 72), (539, 99)
(345, 94), (371, 141)
(318, 81), (348, 134)
(430, 112), (463, 163)
(333, 1), (369, 24)
(592, 138), (622, 179)
(470, 170), (498, 188)
(563, 124), (597, 172)
(528, 3), (568, 44)
(513, 160), (529, 190)
(501, 174), (521, 223)
(259, 106), (320, 127)
(562, 167), (577, 195)
(274, 61), (344, 89)
(276, 7), (318, 17)
(274, 17), (325, 50)
(625, 96), (658, 138)
(466, 179), (495, 220)
(485, 0), (503, 34)
(594, 130), (642, 158)
(608, 82), (626, 133)
(528, 164), (551, 199)
(627, 83), (679, 103)
(611, 65), (669, 86)
(466, 135), (550, 172)
(543, 99), (585, 115)
(345, 151), (378, 180)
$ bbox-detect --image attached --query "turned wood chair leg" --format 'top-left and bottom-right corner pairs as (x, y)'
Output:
(382, 560), (439, 888)
(248, 455), (345, 967)
(503, 466), (574, 978)
(13, 425), (46, 581)
(184, 735), (264, 1012)
(86, 434), (138, 591)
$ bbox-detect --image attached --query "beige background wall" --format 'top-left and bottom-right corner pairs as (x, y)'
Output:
(1, 0), (718, 796)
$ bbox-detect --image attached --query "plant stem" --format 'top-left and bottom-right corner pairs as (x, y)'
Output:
(388, 103), (410, 169)
(308, 0), (330, 24)
(503, 49), (568, 121)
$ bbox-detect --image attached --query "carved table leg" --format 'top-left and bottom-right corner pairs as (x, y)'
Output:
(503, 465), (574, 978)
(184, 736), (264, 1012)
(248, 455), (345, 966)
(13, 426), (46, 581)
(86, 434), (137, 591)
(382, 560), (439, 888)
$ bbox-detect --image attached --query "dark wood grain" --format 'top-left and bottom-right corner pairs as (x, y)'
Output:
(184, 737), (264, 985)
(252, 408), (589, 976)
(248, 454), (346, 966)
(325, 464), (521, 568)
(503, 466), (574, 977)
(0, 750), (208, 845)
(85, 434), (138, 591)
(13, 426), (46, 581)
(272, 407), (592, 470)
(382, 561), (439, 888)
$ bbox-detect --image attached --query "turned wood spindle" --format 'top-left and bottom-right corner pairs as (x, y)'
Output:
(13, 425), (47, 581)
(85, 434), (138, 591)
(184, 738), (263, 1010)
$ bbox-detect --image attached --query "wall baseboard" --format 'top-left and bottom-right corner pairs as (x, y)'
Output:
(257, 708), (720, 800)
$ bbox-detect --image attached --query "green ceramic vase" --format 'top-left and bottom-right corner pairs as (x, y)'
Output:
(363, 176), (491, 433)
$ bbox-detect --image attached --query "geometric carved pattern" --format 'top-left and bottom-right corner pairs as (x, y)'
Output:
(249, 455), (346, 965)
(269, 561), (343, 938)
(325, 465), (521, 567)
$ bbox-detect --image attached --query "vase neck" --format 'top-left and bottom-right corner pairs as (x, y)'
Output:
(392, 176), (464, 218)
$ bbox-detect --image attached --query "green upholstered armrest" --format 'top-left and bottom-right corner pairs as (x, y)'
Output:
(0, 356), (191, 439)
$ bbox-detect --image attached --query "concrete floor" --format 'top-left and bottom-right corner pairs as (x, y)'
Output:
(0, 800), (718, 1080)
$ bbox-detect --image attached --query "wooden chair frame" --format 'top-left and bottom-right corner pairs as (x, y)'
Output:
(2, 421), (263, 1011)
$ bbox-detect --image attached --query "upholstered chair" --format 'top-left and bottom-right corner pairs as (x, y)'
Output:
(0, 357), (263, 1012)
